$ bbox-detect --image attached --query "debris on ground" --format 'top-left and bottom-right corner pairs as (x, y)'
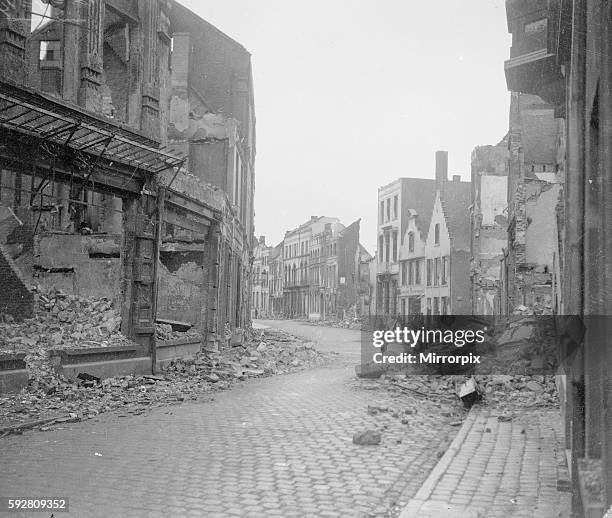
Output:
(0, 327), (331, 432)
(0, 288), (129, 354)
(353, 430), (381, 445)
(456, 377), (483, 408)
(155, 323), (201, 341)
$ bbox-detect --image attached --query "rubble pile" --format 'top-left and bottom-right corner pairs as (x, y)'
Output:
(155, 323), (201, 342)
(0, 328), (331, 432)
(357, 373), (559, 412)
(0, 289), (128, 355)
(163, 328), (329, 379)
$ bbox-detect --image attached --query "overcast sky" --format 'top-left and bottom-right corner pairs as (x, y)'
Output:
(34, 1), (512, 253)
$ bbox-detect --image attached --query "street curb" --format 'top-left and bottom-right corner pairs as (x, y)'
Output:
(0, 416), (64, 435)
(398, 405), (481, 518)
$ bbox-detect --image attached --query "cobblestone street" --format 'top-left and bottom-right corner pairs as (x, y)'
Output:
(0, 321), (457, 517)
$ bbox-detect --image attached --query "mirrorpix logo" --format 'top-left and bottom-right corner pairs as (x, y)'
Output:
(370, 326), (483, 366)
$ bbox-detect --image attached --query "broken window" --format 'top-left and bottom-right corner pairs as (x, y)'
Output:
(39, 40), (60, 63)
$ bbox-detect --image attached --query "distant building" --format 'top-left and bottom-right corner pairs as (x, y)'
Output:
(424, 177), (471, 315)
(252, 236), (271, 317)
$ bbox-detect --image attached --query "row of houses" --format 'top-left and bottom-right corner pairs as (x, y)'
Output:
(0, 1), (255, 350)
(251, 217), (372, 320)
(375, 151), (472, 318)
(375, 94), (563, 320)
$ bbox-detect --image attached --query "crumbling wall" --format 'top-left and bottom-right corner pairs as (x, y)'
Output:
(525, 181), (561, 268)
(157, 249), (207, 329)
(34, 233), (122, 304)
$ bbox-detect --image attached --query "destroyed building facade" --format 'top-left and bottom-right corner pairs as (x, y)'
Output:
(470, 140), (509, 315)
(504, 0), (612, 510)
(0, 1), (255, 352)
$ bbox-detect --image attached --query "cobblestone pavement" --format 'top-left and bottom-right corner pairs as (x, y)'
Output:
(0, 321), (457, 518)
(399, 406), (571, 518)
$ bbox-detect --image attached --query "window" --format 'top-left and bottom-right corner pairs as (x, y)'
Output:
(401, 262), (407, 286)
(380, 201), (384, 223)
(408, 232), (415, 253)
(433, 297), (439, 315)
(434, 258), (440, 286)
(39, 40), (60, 63)
(442, 256), (448, 285)
(415, 260), (421, 285)
(434, 223), (440, 245)
(392, 231), (398, 262)
(379, 235), (384, 262)
(408, 260), (414, 285)
(385, 234), (390, 264)
(301, 242), (304, 256)
(441, 296), (448, 315)
(426, 297), (432, 316)
(393, 195), (398, 220)
(426, 259), (432, 286)
(386, 198), (390, 222)
(401, 298), (406, 317)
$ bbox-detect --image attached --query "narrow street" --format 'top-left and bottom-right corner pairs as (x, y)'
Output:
(0, 321), (457, 518)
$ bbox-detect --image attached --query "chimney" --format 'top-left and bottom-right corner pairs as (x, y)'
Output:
(259, 236), (265, 245)
(324, 223), (332, 232)
(311, 215), (318, 221)
(452, 174), (461, 182)
(435, 151), (448, 188)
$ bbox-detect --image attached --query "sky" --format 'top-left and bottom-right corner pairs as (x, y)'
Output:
(33, 1), (512, 253)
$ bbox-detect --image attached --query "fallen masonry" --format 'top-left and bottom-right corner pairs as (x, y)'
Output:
(0, 318), (332, 432)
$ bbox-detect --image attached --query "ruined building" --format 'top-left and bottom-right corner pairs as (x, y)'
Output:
(0, 1), (255, 353)
(470, 139), (509, 315)
(500, 93), (564, 316)
(505, 0), (612, 511)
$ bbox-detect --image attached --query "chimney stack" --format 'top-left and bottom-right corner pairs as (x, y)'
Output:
(435, 151), (448, 186)
(311, 215), (318, 222)
(452, 174), (461, 182)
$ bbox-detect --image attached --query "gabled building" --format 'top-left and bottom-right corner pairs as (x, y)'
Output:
(424, 175), (471, 315)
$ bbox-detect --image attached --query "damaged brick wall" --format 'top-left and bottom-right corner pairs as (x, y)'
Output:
(504, 93), (564, 314)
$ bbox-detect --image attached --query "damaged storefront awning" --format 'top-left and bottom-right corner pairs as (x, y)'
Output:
(0, 80), (184, 174)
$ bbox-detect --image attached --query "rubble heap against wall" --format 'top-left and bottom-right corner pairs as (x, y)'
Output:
(0, 288), (129, 354)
